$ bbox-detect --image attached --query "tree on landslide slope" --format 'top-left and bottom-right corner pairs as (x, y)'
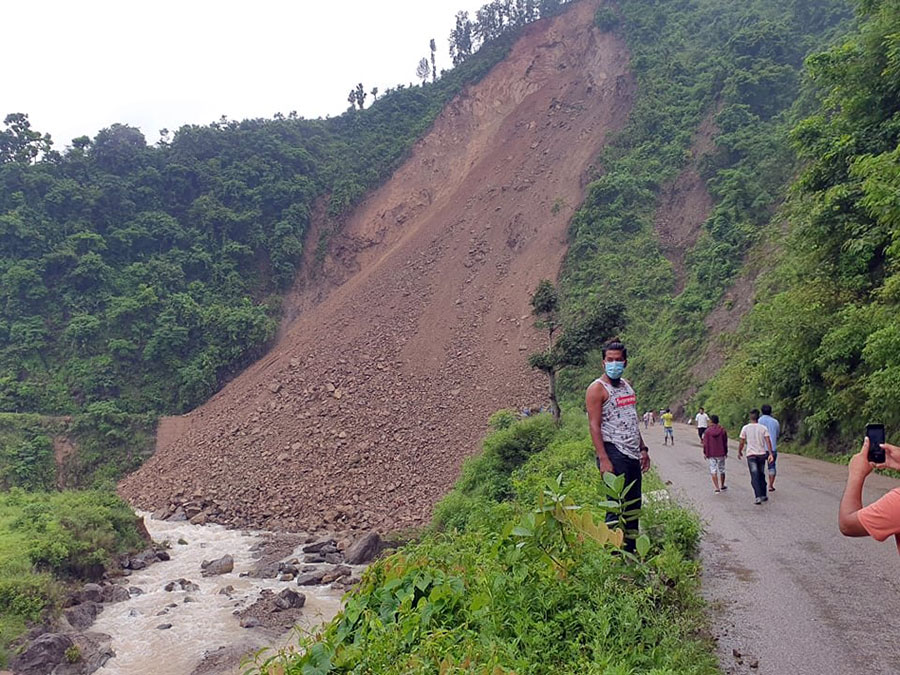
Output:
(416, 57), (430, 84)
(528, 280), (624, 423)
(430, 38), (437, 81)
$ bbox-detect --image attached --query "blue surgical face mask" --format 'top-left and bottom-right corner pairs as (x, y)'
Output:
(605, 360), (625, 380)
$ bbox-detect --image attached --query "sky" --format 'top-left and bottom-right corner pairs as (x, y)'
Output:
(3, 0), (484, 149)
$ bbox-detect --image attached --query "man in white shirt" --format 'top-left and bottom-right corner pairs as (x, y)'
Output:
(695, 407), (710, 441)
(738, 409), (774, 505)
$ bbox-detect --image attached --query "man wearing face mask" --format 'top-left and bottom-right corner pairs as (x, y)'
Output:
(586, 339), (650, 553)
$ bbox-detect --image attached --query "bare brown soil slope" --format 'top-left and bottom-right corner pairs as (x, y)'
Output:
(120, 0), (633, 533)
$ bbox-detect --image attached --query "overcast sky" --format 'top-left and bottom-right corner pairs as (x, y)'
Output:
(3, 0), (484, 149)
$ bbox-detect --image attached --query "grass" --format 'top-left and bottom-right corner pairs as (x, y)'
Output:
(0, 490), (146, 665)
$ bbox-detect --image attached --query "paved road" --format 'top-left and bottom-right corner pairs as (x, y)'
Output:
(649, 423), (900, 675)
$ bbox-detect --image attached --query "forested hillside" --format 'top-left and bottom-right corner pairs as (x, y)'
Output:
(702, 0), (900, 448)
(557, 0), (855, 423)
(0, 39), (511, 419)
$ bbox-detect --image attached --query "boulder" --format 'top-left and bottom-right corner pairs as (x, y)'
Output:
(128, 558), (147, 571)
(156, 623), (173, 630)
(169, 507), (187, 521)
(164, 578), (199, 592)
(201, 554), (234, 577)
(324, 552), (344, 565)
(322, 565), (352, 584)
(274, 589), (306, 610)
(101, 585), (131, 604)
(248, 562), (280, 579)
(240, 616), (261, 628)
(344, 532), (381, 564)
(128, 587), (144, 596)
(68, 631), (116, 673)
(295, 570), (326, 586)
(11, 633), (73, 675)
(217, 585), (235, 596)
(303, 553), (325, 564)
(80, 584), (103, 604)
(155, 549), (171, 562)
(64, 601), (101, 630)
(301, 537), (336, 553)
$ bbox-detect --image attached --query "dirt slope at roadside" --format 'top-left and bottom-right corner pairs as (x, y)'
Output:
(120, 0), (633, 532)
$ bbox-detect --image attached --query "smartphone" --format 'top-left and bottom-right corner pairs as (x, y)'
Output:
(866, 423), (886, 463)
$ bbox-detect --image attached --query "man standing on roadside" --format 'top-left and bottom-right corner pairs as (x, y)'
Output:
(695, 407), (710, 441)
(661, 408), (675, 445)
(586, 339), (650, 553)
(758, 404), (781, 492)
(738, 409), (774, 505)
(702, 414), (728, 493)
(839, 438), (900, 554)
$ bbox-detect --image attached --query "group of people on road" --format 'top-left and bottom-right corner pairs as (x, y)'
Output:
(692, 405), (780, 504)
(586, 337), (899, 556)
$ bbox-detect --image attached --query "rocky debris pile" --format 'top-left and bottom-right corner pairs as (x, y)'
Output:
(118, 546), (170, 572)
(118, 0), (632, 535)
(236, 588), (307, 631)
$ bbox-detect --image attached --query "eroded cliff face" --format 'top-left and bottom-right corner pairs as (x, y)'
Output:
(120, 0), (634, 532)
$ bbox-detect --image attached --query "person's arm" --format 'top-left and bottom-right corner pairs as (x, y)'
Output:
(737, 433), (745, 459)
(586, 383), (613, 474)
(765, 432), (774, 463)
(723, 430), (728, 456)
(839, 438), (874, 537)
(638, 429), (650, 472)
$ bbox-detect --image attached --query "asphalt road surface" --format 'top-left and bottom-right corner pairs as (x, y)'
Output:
(649, 423), (900, 675)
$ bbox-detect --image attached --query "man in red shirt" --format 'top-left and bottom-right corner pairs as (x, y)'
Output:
(838, 438), (900, 554)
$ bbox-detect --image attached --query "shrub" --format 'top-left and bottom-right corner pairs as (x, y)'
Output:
(594, 7), (620, 31)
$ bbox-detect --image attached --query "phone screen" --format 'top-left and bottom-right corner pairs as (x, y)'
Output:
(866, 424), (886, 463)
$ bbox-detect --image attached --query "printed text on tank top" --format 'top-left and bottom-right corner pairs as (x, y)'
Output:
(593, 378), (642, 460)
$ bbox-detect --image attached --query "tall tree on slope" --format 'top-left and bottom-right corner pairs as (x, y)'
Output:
(528, 280), (624, 423)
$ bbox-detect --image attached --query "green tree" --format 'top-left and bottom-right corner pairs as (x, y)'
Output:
(528, 280), (624, 423)
(449, 11), (474, 65)
(416, 57), (430, 84)
(430, 38), (437, 81)
(0, 113), (53, 164)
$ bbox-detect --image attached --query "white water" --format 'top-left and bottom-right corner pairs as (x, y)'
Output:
(92, 514), (346, 675)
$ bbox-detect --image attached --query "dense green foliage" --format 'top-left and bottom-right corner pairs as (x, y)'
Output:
(0, 490), (145, 664)
(247, 415), (713, 674)
(701, 0), (900, 448)
(558, 0), (853, 412)
(0, 38), (512, 419)
(0, 412), (153, 491)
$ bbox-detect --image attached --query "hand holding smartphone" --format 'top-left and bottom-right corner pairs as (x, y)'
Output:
(866, 423), (886, 463)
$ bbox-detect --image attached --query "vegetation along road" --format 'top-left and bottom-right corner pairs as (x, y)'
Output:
(651, 423), (900, 675)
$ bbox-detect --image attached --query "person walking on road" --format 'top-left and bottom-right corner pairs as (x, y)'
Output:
(586, 339), (650, 553)
(702, 414), (728, 493)
(661, 408), (675, 445)
(695, 407), (710, 441)
(758, 404), (781, 492)
(738, 409), (774, 505)
(839, 437), (900, 554)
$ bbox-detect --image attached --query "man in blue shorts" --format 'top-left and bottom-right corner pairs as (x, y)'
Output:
(759, 404), (781, 492)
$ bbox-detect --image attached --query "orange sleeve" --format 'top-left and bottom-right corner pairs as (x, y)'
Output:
(858, 488), (900, 543)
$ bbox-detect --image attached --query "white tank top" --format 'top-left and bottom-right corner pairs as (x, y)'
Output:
(594, 378), (641, 459)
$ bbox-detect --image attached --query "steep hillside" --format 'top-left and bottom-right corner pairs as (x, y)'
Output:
(119, 0), (633, 532)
